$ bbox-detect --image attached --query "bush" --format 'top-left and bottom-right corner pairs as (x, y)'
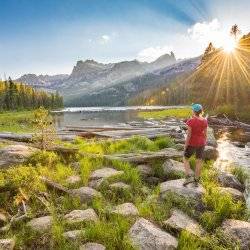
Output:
(27, 151), (60, 167)
(231, 165), (249, 184)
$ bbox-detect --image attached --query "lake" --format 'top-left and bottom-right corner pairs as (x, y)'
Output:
(52, 106), (250, 170)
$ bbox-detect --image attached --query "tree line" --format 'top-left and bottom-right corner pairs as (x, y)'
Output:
(0, 78), (63, 111)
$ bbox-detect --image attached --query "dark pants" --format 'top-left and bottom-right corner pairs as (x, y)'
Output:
(184, 145), (205, 159)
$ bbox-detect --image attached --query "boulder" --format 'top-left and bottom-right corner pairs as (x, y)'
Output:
(162, 159), (190, 177)
(219, 187), (244, 201)
(146, 176), (161, 185)
(27, 216), (52, 232)
(109, 182), (130, 191)
(69, 187), (101, 203)
(204, 146), (218, 160)
(64, 209), (98, 224)
(218, 172), (244, 191)
(163, 209), (205, 237)
(112, 203), (139, 216)
(0, 144), (38, 168)
(222, 219), (250, 250)
(88, 178), (105, 190)
(80, 242), (106, 250)
(129, 218), (178, 250)
(90, 167), (123, 180)
(0, 239), (15, 250)
(136, 164), (152, 177)
(63, 230), (83, 241)
(66, 175), (81, 185)
(160, 179), (205, 200)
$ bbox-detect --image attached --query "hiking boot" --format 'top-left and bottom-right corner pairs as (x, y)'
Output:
(183, 175), (194, 186)
(194, 177), (200, 187)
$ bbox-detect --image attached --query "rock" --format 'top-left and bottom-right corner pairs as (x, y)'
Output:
(163, 209), (205, 237)
(218, 172), (244, 191)
(204, 146), (218, 160)
(0, 144), (38, 168)
(136, 164), (152, 177)
(162, 159), (190, 176)
(112, 203), (139, 216)
(207, 127), (217, 147)
(160, 179), (205, 200)
(80, 242), (106, 250)
(88, 178), (105, 189)
(175, 143), (184, 150)
(27, 216), (52, 232)
(63, 230), (83, 241)
(109, 182), (130, 191)
(146, 176), (161, 185)
(71, 162), (80, 170)
(106, 148), (183, 164)
(219, 187), (244, 201)
(69, 187), (101, 203)
(129, 218), (178, 250)
(66, 175), (81, 185)
(222, 219), (250, 250)
(0, 239), (15, 250)
(90, 167), (123, 180)
(64, 209), (98, 224)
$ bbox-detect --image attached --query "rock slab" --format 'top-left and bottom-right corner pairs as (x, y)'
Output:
(69, 187), (101, 203)
(63, 230), (83, 241)
(129, 218), (178, 250)
(64, 209), (98, 224)
(112, 203), (139, 216)
(160, 179), (205, 200)
(218, 172), (244, 191)
(163, 209), (205, 236)
(27, 216), (52, 232)
(222, 219), (250, 250)
(90, 167), (123, 180)
(80, 242), (106, 250)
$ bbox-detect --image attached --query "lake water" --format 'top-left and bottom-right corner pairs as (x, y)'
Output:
(53, 106), (250, 170)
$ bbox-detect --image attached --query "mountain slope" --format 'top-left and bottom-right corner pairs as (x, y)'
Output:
(65, 57), (200, 106)
(131, 33), (250, 109)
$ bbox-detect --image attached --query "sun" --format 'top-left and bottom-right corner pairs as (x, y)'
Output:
(222, 38), (236, 53)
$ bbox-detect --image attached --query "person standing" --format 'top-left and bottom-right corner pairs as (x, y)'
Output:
(183, 104), (208, 187)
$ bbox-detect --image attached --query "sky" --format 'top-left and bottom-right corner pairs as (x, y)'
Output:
(0, 0), (249, 78)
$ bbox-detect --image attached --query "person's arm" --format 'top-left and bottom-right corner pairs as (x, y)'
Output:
(185, 126), (192, 150)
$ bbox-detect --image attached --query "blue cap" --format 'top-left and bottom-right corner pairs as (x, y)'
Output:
(192, 103), (203, 112)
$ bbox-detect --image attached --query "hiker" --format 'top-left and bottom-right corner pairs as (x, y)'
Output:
(183, 104), (208, 187)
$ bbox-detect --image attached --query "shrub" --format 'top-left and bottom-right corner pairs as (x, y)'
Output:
(231, 165), (249, 184)
(27, 151), (60, 168)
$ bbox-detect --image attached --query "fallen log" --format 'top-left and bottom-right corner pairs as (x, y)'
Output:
(104, 148), (183, 164)
(40, 177), (69, 194)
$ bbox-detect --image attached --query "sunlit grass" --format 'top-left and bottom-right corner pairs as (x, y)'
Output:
(0, 110), (35, 133)
(138, 107), (192, 119)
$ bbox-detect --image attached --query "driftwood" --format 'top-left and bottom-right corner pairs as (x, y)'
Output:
(40, 177), (69, 194)
(208, 116), (250, 131)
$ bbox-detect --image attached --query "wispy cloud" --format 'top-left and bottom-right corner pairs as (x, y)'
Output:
(100, 34), (110, 44)
(137, 45), (173, 62)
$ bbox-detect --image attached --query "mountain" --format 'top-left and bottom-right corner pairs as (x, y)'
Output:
(17, 74), (69, 88)
(65, 57), (200, 106)
(16, 52), (182, 105)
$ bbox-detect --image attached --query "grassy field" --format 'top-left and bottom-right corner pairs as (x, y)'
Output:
(0, 111), (35, 133)
(0, 134), (249, 249)
(138, 107), (192, 120)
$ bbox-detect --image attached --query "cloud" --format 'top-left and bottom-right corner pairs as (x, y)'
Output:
(137, 45), (173, 62)
(187, 19), (224, 46)
(100, 34), (110, 44)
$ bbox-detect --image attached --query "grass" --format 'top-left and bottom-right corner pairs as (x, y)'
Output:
(0, 133), (249, 249)
(75, 135), (175, 155)
(0, 110), (35, 133)
(138, 107), (192, 120)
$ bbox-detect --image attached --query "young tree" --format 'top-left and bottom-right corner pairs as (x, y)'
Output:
(230, 24), (241, 40)
(201, 42), (215, 63)
(32, 107), (57, 150)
